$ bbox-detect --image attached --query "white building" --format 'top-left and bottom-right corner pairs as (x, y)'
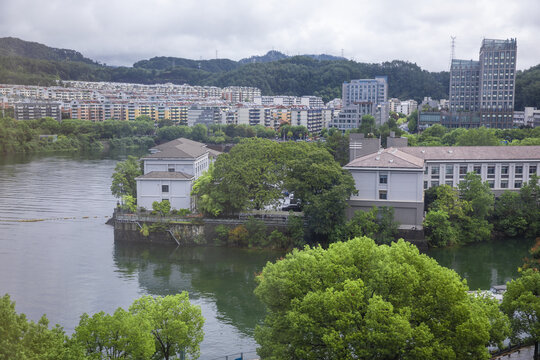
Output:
(345, 144), (540, 228)
(513, 107), (540, 127)
(136, 138), (220, 211)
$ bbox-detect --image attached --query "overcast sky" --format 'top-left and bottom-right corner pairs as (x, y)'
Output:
(1, 0), (538, 72)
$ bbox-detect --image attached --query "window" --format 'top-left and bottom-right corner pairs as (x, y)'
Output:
(530, 165), (537, 174)
(500, 180), (508, 189)
(431, 166), (440, 177)
(515, 165), (523, 176)
(379, 190), (387, 200)
(445, 180), (453, 186)
(474, 165), (482, 175)
(445, 165), (453, 178)
(424, 181), (428, 189)
(431, 181), (439, 188)
(162, 185), (169, 193)
(168, 164), (175, 172)
(379, 174), (388, 184)
(487, 166), (495, 178)
(459, 165), (468, 176)
(501, 165), (509, 178)
(515, 180), (522, 188)
(488, 180), (495, 188)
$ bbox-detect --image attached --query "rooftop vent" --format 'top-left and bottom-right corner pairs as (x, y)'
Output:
(448, 150), (453, 154)
(375, 156), (380, 160)
(389, 159), (394, 163)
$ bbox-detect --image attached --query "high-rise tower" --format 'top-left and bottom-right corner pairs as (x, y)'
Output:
(448, 38), (517, 128)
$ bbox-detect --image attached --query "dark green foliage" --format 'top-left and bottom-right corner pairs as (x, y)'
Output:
(192, 138), (355, 244)
(493, 174), (540, 239)
(515, 64), (540, 110)
(501, 270), (540, 359)
(245, 217), (269, 247)
(0, 37), (97, 64)
(344, 206), (399, 244)
(424, 176), (494, 246)
(1, 38), (539, 108)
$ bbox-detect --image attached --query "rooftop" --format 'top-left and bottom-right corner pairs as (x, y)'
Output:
(399, 146), (540, 161)
(345, 148), (424, 169)
(144, 138), (209, 159)
(136, 171), (193, 180)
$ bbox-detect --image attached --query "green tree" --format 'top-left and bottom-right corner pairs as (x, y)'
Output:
(110, 156), (142, 199)
(492, 191), (528, 237)
(152, 200), (171, 216)
(501, 270), (540, 360)
(455, 127), (499, 146)
(424, 209), (459, 246)
(359, 114), (376, 136)
(345, 206), (399, 244)
(129, 293), (204, 360)
(0, 294), (71, 360)
(254, 237), (509, 360)
(73, 308), (154, 359)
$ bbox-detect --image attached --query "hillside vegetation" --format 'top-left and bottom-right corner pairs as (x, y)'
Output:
(0, 37), (538, 108)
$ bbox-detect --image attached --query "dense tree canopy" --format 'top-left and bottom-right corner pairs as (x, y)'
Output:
(501, 270), (540, 359)
(254, 237), (509, 360)
(192, 138), (356, 244)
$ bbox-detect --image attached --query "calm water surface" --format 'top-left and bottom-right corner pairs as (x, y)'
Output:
(0, 152), (534, 358)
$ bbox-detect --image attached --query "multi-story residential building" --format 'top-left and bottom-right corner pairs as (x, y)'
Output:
(290, 108), (323, 134)
(396, 100), (418, 116)
(513, 107), (540, 128)
(331, 76), (389, 132)
(389, 98), (401, 113)
(448, 38), (517, 128)
(13, 102), (62, 121)
(187, 105), (221, 126)
(237, 107), (264, 126)
(342, 76), (388, 107)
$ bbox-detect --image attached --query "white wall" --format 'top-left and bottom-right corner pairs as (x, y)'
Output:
(137, 179), (192, 210)
(350, 169), (423, 202)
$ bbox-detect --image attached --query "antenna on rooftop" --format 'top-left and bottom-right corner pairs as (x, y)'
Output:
(449, 36), (456, 70)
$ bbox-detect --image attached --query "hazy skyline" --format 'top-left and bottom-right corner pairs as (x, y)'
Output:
(1, 0), (539, 72)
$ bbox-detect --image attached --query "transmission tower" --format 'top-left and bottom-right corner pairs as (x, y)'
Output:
(449, 36), (456, 70)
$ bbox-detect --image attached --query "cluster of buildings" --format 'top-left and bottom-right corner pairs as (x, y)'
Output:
(1, 81), (340, 132)
(419, 38), (540, 129)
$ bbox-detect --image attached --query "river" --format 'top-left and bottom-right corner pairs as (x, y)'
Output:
(0, 152), (534, 359)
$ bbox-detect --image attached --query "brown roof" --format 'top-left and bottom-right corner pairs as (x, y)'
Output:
(345, 148), (424, 169)
(144, 138), (208, 159)
(136, 171), (193, 180)
(399, 146), (540, 161)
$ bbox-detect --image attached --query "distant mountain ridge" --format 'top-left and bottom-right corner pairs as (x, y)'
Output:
(0, 37), (97, 65)
(0, 37), (537, 109)
(239, 50), (345, 64)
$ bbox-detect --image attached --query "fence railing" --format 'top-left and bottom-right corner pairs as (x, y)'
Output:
(206, 351), (259, 360)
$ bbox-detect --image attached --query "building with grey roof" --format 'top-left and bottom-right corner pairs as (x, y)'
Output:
(345, 142), (540, 228)
(137, 138), (221, 211)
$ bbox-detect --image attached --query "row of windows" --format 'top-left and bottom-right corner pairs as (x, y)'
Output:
(427, 165), (536, 178)
(424, 179), (524, 189)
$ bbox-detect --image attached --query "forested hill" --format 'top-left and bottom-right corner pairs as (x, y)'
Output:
(0, 37), (98, 65)
(0, 37), (538, 108)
